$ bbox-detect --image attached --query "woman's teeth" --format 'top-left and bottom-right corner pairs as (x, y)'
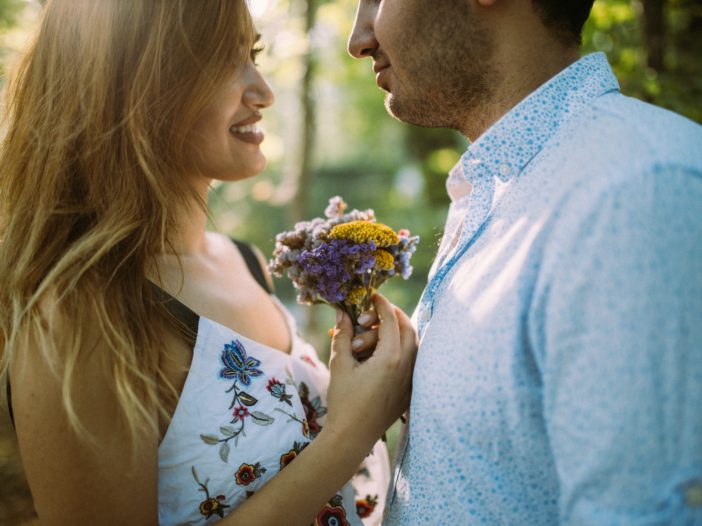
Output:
(230, 124), (260, 134)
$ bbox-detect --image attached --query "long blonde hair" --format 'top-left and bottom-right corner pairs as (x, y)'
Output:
(0, 0), (256, 444)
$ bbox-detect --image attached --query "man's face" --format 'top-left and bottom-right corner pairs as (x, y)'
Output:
(348, 0), (495, 133)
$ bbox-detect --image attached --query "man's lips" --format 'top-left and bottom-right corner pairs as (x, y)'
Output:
(229, 114), (264, 145)
(373, 61), (389, 74)
(374, 63), (391, 90)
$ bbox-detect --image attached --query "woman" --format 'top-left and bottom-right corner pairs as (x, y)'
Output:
(0, 1), (416, 524)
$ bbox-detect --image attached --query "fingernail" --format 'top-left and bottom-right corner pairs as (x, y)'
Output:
(357, 313), (372, 325)
(336, 309), (342, 323)
(351, 337), (363, 350)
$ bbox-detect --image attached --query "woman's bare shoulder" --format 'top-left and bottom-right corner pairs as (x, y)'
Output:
(10, 300), (160, 525)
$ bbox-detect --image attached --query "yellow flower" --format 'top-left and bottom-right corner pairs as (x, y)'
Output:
(374, 250), (395, 271)
(329, 221), (399, 247)
(346, 286), (367, 306)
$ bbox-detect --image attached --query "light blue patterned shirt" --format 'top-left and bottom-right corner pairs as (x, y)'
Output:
(385, 53), (702, 525)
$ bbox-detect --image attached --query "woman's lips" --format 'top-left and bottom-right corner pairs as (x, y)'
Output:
(230, 113), (264, 145)
(229, 123), (265, 145)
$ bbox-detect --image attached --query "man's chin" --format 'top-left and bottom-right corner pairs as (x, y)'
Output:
(385, 93), (455, 130)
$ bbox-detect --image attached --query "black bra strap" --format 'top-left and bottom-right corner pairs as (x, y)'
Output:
(232, 239), (273, 294)
(151, 284), (200, 349)
(6, 380), (13, 428)
(6, 239), (271, 429)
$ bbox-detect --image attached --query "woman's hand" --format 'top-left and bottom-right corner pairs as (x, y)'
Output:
(324, 293), (417, 449)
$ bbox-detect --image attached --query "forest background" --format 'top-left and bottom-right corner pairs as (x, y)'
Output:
(1, 0), (700, 522)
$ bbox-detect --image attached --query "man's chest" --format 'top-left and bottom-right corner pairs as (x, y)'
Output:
(411, 208), (549, 440)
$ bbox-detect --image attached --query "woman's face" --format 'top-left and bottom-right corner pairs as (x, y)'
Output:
(185, 58), (274, 184)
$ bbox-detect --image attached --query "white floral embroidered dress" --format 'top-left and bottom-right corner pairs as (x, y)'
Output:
(158, 298), (389, 525)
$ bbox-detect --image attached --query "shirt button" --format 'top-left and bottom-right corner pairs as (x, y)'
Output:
(499, 163), (511, 176)
(686, 481), (702, 507)
(420, 310), (431, 323)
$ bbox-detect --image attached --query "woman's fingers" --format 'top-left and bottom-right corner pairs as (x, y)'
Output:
(330, 309), (355, 369)
(357, 308), (378, 329)
(394, 306), (418, 355)
(372, 293), (400, 349)
(351, 328), (379, 356)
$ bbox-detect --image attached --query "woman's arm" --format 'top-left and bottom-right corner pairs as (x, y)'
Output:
(13, 294), (414, 525)
(11, 316), (162, 525)
(218, 293), (416, 525)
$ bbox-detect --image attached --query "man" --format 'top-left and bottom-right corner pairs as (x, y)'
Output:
(348, 0), (702, 524)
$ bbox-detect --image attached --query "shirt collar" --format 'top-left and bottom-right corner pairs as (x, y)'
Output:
(449, 52), (620, 196)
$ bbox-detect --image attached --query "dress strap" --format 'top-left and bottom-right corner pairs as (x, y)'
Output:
(6, 380), (13, 428)
(231, 239), (273, 294)
(5, 239), (271, 429)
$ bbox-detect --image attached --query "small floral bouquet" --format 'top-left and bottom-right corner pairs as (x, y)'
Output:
(269, 196), (419, 327)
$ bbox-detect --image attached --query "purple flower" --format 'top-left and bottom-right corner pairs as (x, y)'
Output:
(296, 239), (377, 304)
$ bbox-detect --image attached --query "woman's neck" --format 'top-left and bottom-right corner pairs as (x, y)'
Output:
(164, 179), (211, 257)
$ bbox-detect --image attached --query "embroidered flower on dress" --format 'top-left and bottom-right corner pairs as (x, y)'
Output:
(314, 494), (350, 526)
(231, 405), (250, 422)
(219, 340), (263, 386)
(198, 496), (229, 519)
(192, 467), (231, 519)
(234, 462), (267, 486)
(299, 381), (327, 439)
(266, 377), (293, 406)
(355, 494), (379, 518)
(280, 441), (308, 469)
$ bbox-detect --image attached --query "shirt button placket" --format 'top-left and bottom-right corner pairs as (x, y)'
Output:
(417, 303), (432, 338)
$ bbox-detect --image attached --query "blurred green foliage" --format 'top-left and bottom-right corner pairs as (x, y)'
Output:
(219, 0), (701, 346)
(583, 0), (702, 122)
(0, 1), (700, 519)
(0, 0), (700, 341)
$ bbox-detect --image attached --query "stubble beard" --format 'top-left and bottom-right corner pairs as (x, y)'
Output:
(383, 4), (495, 135)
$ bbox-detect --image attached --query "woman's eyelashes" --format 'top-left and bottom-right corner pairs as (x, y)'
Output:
(250, 44), (265, 66)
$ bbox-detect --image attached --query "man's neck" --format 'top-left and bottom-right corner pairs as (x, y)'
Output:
(461, 40), (581, 141)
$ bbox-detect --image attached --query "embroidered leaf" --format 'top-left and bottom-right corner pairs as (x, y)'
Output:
(219, 426), (237, 437)
(200, 434), (219, 445)
(250, 412), (275, 426)
(191, 466), (201, 484)
(238, 391), (258, 407)
(219, 442), (231, 463)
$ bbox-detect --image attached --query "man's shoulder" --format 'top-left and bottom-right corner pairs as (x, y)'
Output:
(578, 93), (701, 171)
(542, 92), (702, 192)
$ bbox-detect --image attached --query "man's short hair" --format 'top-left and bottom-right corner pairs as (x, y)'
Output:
(533, 0), (595, 46)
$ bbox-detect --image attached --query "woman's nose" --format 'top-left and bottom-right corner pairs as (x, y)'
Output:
(243, 66), (275, 109)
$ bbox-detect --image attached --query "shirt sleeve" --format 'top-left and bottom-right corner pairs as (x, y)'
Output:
(537, 166), (702, 524)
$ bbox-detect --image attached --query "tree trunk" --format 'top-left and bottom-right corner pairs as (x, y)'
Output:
(290, 0), (318, 224)
(642, 0), (666, 71)
(292, 0), (326, 347)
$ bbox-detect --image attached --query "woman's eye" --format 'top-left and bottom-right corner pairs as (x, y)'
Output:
(250, 45), (265, 66)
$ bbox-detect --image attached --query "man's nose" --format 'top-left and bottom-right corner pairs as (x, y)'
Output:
(347, 3), (378, 59)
